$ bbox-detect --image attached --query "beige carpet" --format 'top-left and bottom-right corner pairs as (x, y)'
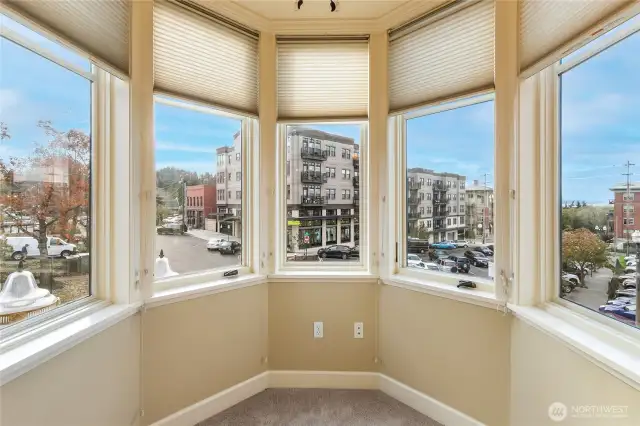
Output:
(197, 388), (443, 426)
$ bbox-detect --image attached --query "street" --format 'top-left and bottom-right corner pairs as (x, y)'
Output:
(156, 234), (240, 274)
(412, 246), (493, 279)
(563, 267), (612, 312)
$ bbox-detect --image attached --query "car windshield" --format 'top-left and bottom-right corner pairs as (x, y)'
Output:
(220, 242), (232, 247)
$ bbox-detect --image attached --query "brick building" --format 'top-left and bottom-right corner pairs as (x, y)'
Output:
(610, 182), (639, 239)
(185, 184), (216, 229)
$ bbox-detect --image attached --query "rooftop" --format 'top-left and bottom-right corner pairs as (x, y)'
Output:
(289, 127), (355, 145)
(610, 182), (640, 191)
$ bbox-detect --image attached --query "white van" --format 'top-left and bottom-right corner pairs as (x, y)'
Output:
(3, 236), (77, 260)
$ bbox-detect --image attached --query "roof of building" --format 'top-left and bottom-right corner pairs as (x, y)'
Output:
(407, 167), (465, 179)
(289, 127), (355, 145)
(610, 182), (640, 191)
(466, 185), (493, 192)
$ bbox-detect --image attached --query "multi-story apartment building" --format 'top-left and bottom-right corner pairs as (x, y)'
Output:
(215, 131), (242, 237)
(465, 179), (494, 242)
(407, 168), (466, 243)
(286, 128), (359, 252)
(610, 182), (640, 239)
(185, 184), (216, 229)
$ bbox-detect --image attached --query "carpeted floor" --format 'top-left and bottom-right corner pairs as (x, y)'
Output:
(197, 388), (444, 426)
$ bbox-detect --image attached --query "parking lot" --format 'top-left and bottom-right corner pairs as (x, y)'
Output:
(156, 234), (240, 274)
(411, 246), (494, 279)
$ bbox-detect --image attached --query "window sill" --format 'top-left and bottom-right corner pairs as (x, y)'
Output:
(382, 274), (502, 310)
(147, 273), (267, 308)
(268, 271), (378, 283)
(510, 303), (640, 391)
(0, 302), (140, 386)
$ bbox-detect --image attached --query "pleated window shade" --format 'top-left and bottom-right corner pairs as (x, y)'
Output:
(277, 38), (369, 120)
(5, 0), (130, 75)
(388, 0), (495, 113)
(154, 0), (259, 115)
(520, 0), (630, 74)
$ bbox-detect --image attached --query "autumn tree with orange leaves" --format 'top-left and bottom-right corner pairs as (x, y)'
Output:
(562, 228), (609, 286)
(0, 121), (90, 288)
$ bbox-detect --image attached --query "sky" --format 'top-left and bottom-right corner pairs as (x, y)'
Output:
(1, 12), (638, 204)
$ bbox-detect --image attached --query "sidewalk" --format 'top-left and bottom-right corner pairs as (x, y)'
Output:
(187, 228), (240, 243)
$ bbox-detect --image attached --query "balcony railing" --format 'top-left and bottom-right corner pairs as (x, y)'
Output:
(407, 181), (422, 190)
(408, 212), (420, 219)
(301, 147), (328, 161)
(353, 176), (359, 186)
(433, 183), (448, 192)
(433, 198), (446, 205)
(300, 195), (325, 205)
(408, 196), (420, 205)
(301, 171), (327, 184)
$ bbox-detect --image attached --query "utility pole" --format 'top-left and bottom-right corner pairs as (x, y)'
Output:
(622, 161), (635, 257)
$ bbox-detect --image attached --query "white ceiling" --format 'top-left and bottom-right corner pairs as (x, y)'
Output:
(232, 0), (412, 21)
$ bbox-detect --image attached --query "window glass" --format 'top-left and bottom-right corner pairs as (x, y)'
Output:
(154, 98), (243, 279)
(285, 125), (362, 263)
(560, 27), (639, 328)
(406, 99), (495, 280)
(0, 23), (92, 327)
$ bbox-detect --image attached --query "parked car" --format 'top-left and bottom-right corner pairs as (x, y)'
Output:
(432, 241), (456, 250)
(3, 236), (77, 260)
(424, 262), (440, 271)
(407, 238), (430, 254)
(473, 246), (493, 256)
(464, 250), (489, 267)
(219, 241), (241, 255)
(562, 272), (580, 286)
(599, 303), (636, 322)
(448, 255), (471, 273)
(157, 223), (184, 235)
(454, 240), (470, 248)
(350, 245), (360, 258)
(206, 238), (226, 251)
(317, 245), (355, 260)
(428, 249), (449, 261)
(436, 258), (458, 273)
(407, 254), (424, 267)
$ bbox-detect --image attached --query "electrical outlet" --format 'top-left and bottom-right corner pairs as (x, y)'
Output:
(354, 322), (364, 338)
(314, 321), (323, 338)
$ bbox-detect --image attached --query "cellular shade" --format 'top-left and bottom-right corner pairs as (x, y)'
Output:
(388, 0), (495, 113)
(154, 0), (259, 115)
(277, 37), (370, 120)
(5, 0), (130, 74)
(520, 0), (630, 74)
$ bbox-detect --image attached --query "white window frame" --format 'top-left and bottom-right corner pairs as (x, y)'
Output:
(151, 96), (259, 293)
(0, 12), (133, 349)
(274, 122), (370, 274)
(388, 92), (499, 295)
(510, 16), (640, 387)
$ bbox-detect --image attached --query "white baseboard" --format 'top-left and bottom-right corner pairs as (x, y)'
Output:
(379, 374), (485, 426)
(268, 370), (380, 389)
(151, 371), (269, 426)
(151, 370), (483, 426)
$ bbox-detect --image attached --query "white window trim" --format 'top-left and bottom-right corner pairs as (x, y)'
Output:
(273, 122), (370, 275)
(387, 92), (500, 298)
(149, 97), (260, 294)
(0, 20), (136, 382)
(512, 19), (640, 390)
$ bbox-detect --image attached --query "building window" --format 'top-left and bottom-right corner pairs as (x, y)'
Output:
(0, 26), (94, 326)
(405, 97), (495, 279)
(460, 217), (465, 225)
(287, 185), (290, 200)
(328, 167), (336, 178)
(236, 153), (240, 161)
(237, 172), (241, 181)
(559, 24), (639, 328)
(328, 145), (336, 157)
(228, 191), (231, 199)
(228, 172), (231, 180)
(342, 148), (351, 159)
(460, 194), (465, 201)
(420, 207), (425, 215)
(460, 205), (465, 213)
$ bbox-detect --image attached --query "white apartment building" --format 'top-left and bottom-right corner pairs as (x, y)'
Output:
(286, 128), (360, 252)
(407, 168), (467, 243)
(215, 131), (242, 237)
(465, 179), (494, 242)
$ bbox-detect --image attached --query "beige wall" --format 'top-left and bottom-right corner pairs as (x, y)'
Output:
(268, 281), (377, 371)
(0, 315), (141, 426)
(378, 285), (511, 426)
(511, 319), (640, 426)
(142, 284), (268, 425)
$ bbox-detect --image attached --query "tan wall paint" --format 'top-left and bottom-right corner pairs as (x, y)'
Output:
(268, 281), (377, 371)
(142, 284), (268, 425)
(511, 319), (640, 426)
(0, 315), (141, 426)
(379, 285), (511, 426)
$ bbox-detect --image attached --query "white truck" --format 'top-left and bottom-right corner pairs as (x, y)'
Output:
(3, 236), (77, 260)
